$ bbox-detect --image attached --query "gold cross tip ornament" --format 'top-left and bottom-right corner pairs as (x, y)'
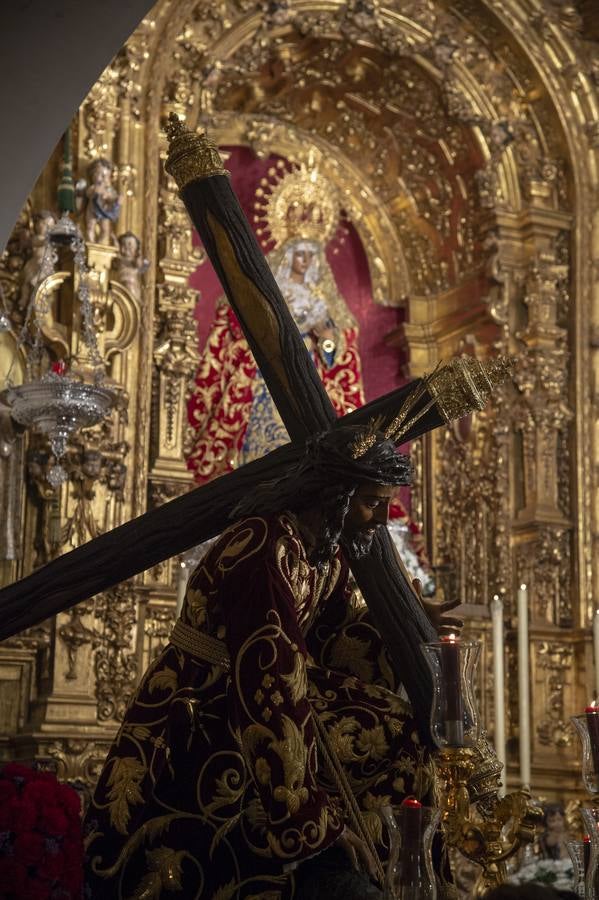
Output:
(164, 112), (230, 190)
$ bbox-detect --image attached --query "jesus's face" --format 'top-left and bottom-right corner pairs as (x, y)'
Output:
(341, 483), (394, 558)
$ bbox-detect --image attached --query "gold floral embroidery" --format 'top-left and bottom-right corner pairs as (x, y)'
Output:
(281, 650), (307, 704)
(186, 588), (209, 628)
(322, 715), (360, 763)
(356, 725), (389, 761)
(105, 756), (146, 835)
(271, 691), (284, 706)
(255, 757), (271, 785)
(129, 846), (184, 898)
(328, 632), (374, 682)
(148, 666), (178, 695)
(361, 792), (393, 846)
(211, 880), (237, 900)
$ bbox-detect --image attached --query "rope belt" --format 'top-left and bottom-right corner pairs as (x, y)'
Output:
(170, 618), (231, 670)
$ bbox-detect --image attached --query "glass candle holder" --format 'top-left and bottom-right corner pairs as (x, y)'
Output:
(572, 710), (599, 795)
(422, 638), (481, 749)
(381, 799), (439, 900)
(567, 838), (590, 898)
(580, 808), (599, 900)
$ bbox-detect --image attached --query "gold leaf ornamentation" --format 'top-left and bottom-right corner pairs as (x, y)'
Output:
(281, 650), (308, 705)
(106, 756), (146, 835)
(186, 588), (209, 628)
(328, 633), (374, 682)
(325, 715), (360, 763)
(356, 725), (389, 761)
(128, 846), (184, 899)
(255, 757), (271, 785)
(270, 715), (310, 814)
(211, 879), (237, 900)
(148, 665), (178, 695)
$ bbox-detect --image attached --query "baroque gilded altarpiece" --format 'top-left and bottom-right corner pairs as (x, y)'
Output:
(0, 0), (598, 801)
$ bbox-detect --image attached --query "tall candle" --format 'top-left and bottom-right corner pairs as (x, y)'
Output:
(398, 797), (423, 888)
(440, 635), (464, 746)
(491, 594), (506, 798)
(517, 583), (531, 788)
(175, 561), (189, 618)
(593, 610), (599, 701)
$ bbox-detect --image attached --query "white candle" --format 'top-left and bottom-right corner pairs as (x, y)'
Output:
(176, 561), (189, 618)
(517, 583), (531, 789)
(491, 594), (506, 797)
(593, 610), (599, 701)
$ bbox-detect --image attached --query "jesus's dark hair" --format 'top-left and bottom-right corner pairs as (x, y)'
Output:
(231, 425), (411, 566)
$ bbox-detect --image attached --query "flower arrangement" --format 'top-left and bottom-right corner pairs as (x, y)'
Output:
(508, 857), (575, 893)
(0, 763), (83, 900)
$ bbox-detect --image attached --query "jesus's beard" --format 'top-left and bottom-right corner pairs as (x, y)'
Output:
(341, 529), (376, 560)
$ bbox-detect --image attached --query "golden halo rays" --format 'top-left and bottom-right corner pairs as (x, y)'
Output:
(254, 157), (344, 248)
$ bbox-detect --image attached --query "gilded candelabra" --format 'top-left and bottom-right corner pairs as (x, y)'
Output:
(423, 639), (543, 895)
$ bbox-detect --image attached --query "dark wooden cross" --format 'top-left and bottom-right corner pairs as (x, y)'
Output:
(0, 119), (502, 740)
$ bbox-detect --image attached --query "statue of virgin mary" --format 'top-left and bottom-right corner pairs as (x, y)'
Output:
(187, 161), (365, 480)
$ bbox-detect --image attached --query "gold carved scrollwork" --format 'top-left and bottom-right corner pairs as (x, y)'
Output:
(94, 582), (139, 722)
(535, 642), (574, 750)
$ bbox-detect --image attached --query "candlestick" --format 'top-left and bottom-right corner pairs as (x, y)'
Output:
(491, 594), (506, 798)
(517, 583), (531, 789)
(593, 610), (599, 701)
(175, 560), (189, 617)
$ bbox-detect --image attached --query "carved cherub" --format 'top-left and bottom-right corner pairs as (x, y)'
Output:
(18, 210), (56, 313)
(113, 232), (149, 302)
(83, 158), (122, 244)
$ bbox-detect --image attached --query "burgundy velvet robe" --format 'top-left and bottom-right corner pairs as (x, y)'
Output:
(84, 514), (434, 899)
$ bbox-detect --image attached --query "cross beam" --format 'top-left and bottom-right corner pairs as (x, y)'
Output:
(169, 126), (438, 735)
(0, 121), (504, 741)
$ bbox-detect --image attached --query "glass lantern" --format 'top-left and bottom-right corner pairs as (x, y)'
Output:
(381, 799), (439, 900)
(421, 637), (481, 748)
(567, 838), (590, 898)
(580, 808), (599, 900)
(572, 710), (599, 796)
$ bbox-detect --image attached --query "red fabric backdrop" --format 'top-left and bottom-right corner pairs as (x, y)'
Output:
(188, 146), (407, 404)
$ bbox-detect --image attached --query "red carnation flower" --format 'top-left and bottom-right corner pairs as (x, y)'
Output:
(0, 858), (28, 895)
(61, 836), (84, 876)
(9, 796), (37, 831)
(57, 784), (81, 819)
(0, 779), (17, 803)
(39, 804), (69, 836)
(62, 862), (84, 895)
(0, 804), (12, 830)
(22, 878), (51, 900)
(2, 762), (35, 783)
(26, 780), (58, 807)
(14, 831), (45, 865)
(42, 847), (65, 880)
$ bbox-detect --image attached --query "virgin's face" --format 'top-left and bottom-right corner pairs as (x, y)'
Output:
(291, 250), (313, 277)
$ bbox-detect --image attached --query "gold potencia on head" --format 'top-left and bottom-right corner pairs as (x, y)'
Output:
(164, 112), (229, 190)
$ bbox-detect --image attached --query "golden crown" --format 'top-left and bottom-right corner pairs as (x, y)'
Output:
(164, 113), (229, 190)
(254, 158), (342, 248)
(349, 355), (515, 459)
